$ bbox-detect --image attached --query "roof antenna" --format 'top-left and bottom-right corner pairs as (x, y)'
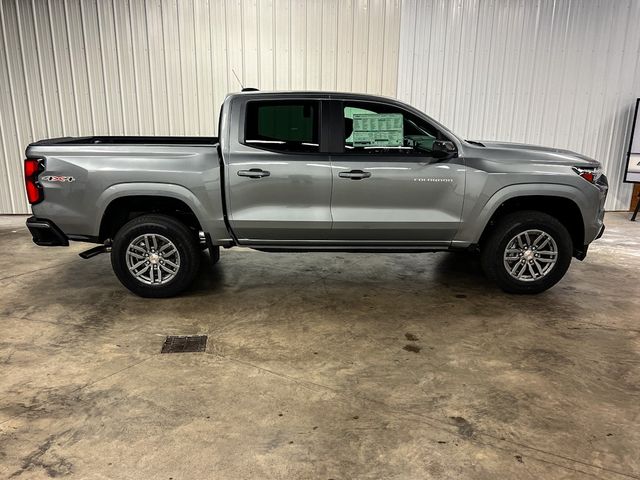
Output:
(232, 69), (244, 90)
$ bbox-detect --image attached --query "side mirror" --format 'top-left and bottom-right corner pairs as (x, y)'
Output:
(432, 140), (457, 158)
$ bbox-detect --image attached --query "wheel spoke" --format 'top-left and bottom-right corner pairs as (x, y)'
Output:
(130, 258), (147, 270)
(130, 244), (146, 254)
(162, 247), (177, 257)
(510, 261), (522, 276)
(536, 236), (551, 250)
(164, 259), (179, 269)
(135, 264), (150, 277)
(516, 262), (528, 279)
(536, 257), (555, 263)
(160, 264), (175, 274)
(158, 243), (173, 254)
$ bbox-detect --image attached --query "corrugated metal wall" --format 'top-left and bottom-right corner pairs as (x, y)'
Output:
(0, 0), (401, 213)
(1, 0), (638, 213)
(397, 0), (640, 211)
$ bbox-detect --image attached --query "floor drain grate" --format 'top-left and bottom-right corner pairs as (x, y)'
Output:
(161, 335), (207, 354)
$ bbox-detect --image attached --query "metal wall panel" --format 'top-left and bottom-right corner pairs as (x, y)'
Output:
(398, 0), (640, 211)
(0, 0), (401, 213)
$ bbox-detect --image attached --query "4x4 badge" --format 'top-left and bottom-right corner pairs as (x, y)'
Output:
(42, 175), (75, 183)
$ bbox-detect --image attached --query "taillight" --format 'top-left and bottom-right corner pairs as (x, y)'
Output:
(572, 166), (600, 184)
(24, 158), (44, 204)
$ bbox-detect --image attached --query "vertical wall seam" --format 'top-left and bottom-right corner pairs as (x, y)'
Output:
(1, 0), (21, 211)
(256, 0), (261, 89)
(208, 0), (217, 112)
(96, 0), (112, 134)
(176, 0), (186, 133)
(363, 0), (370, 91)
(192, 0), (201, 134)
(380, 0), (387, 93)
(112, 0), (127, 133)
(239, 0), (245, 86)
(31, 0), (51, 138)
(143, 0), (157, 134)
(270, 0), (274, 87)
(15, 0), (36, 139)
(0, 99), (13, 210)
(128, 0), (142, 134)
(288, 0), (291, 89)
(223, 0), (231, 91)
(62, 0), (81, 133)
(302, 0), (307, 89)
(318, 0), (323, 89)
(78, 0), (97, 133)
(46, 0), (65, 133)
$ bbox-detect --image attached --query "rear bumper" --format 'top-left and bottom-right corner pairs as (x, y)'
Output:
(26, 216), (69, 246)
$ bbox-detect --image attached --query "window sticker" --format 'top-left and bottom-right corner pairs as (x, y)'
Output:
(352, 113), (404, 148)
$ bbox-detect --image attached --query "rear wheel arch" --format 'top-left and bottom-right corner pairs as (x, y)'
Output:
(99, 195), (203, 242)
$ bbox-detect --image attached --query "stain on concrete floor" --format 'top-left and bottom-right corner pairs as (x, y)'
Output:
(0, 213), (639, 479)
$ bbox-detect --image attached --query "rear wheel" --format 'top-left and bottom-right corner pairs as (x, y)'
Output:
(111, 214), (200, 298)
(480, 211), (572, 294)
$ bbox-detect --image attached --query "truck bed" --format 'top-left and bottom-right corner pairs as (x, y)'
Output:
(29, 136), (218, 146)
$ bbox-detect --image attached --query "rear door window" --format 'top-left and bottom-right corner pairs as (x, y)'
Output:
(245, 100), (319, 153)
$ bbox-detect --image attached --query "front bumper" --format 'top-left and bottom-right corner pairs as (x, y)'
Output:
(26, 216), (69, 246)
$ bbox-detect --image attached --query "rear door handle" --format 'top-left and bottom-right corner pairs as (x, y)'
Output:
(237, 168), (271, 179)
(338, 170), (371, 180)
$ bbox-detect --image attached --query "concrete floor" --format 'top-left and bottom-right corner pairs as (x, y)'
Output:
(0, 213), (639, 479)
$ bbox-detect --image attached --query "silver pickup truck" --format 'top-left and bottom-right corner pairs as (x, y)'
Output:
(24, 91), (607, 297)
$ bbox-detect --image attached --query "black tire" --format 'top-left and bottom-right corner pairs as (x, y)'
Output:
(480, 210), (573, 294)
(111, 214), (201, 298)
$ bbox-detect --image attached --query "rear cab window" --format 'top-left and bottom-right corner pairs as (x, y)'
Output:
(244, 100), (319, 153)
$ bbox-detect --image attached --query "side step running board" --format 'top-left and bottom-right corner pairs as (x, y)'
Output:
(79, 244), (111, 259)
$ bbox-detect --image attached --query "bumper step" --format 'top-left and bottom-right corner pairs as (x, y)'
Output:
(26, 217), (69, 246)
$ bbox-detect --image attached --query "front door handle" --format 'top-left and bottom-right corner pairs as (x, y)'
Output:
(238, 168), (271, 179)
(338, 170), (371, 180)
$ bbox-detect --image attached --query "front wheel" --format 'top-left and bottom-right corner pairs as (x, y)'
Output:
(480, 211), (573, 294)
(111, 214), (201, 298)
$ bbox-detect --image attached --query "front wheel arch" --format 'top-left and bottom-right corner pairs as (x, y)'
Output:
(478, 195), (584, 257)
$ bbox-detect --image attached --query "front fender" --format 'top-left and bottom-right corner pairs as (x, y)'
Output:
(455, 183), (591, 245)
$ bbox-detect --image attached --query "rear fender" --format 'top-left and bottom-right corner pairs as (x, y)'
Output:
(95, 183), (229, 241)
